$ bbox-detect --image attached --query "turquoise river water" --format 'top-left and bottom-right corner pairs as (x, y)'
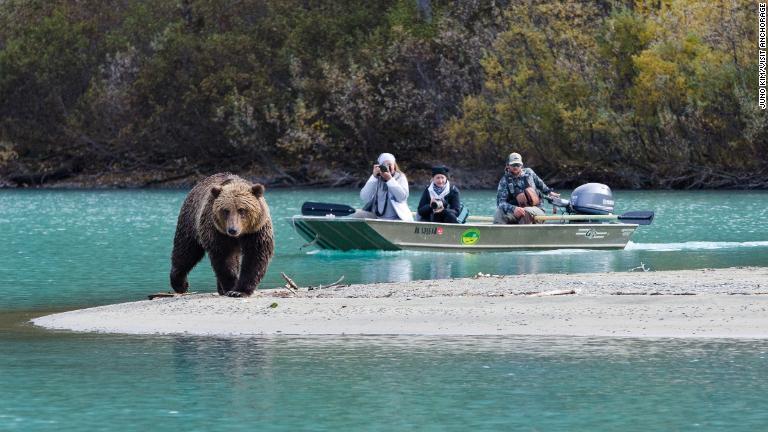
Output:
(1, 188), (768, 431)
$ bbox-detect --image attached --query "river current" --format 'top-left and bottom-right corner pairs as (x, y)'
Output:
(1, 188), (767, 430)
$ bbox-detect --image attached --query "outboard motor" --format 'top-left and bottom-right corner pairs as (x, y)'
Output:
(570, 183), (614, 215)
(544, 183), (654, 224)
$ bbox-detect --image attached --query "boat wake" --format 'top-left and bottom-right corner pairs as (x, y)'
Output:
(626, 241), (768, 251)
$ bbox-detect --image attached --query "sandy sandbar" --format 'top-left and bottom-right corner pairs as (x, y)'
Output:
(32, 267), (768, 338)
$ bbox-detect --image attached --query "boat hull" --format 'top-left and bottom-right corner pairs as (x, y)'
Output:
(291, 216), (637, 252)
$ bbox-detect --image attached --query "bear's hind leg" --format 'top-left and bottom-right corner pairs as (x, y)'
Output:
(170, 233), (205, 293)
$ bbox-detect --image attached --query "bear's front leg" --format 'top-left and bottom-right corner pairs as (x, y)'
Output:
(226, 236), (273, 297)
(209, 250), (239, 296)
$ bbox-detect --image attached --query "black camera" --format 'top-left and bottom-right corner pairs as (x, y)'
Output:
(379, 164), (389, 174)
(430, 199), (443, 210)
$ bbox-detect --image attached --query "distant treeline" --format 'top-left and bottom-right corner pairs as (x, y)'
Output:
(0, 0), (765, 188)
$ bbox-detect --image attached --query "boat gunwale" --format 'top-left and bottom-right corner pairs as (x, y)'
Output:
(289, 215), (639, 229)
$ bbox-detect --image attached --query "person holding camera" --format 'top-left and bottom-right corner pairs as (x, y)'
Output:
(356, 152), (413, 221)
(417, 166), (462, 224)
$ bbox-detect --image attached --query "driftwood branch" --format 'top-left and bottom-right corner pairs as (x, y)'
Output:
(527, 289), (576, 297)
(308, 275), (346, 291)
(276, 273), (347, 294)
(280, 272), (300, 296)
(629, 262), (651, 272)
(148, 292), (196, 300)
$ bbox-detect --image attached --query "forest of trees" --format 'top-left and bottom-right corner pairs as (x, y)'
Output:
(0, 0), (764, 188)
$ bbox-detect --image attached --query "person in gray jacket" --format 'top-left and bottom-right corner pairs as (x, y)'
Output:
(494, 152), (559, 224)
(355, 152), (413, 221)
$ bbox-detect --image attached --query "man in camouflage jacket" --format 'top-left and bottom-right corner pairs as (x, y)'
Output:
(494, 152), (559, 224)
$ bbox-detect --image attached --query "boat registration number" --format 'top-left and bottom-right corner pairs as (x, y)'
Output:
(414, 226), (444, 235)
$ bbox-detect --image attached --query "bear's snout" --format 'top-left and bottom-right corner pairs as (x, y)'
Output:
(223, 213), (243, 237)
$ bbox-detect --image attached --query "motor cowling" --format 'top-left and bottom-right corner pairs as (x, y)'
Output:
(570, 183), (614, 215)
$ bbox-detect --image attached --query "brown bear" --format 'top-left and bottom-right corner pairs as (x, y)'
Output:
(170, 173), (274, 297)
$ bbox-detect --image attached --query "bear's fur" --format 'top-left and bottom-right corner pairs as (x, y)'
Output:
(170, 173), (274, 297)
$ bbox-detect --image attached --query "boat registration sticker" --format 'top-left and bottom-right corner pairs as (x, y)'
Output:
(461, 228), (480, 245)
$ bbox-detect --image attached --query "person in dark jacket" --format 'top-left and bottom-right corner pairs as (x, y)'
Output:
(417, 166), (462, 223)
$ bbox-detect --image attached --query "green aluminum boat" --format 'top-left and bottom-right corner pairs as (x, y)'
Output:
(291, 215), (640, 252)
(293, 184), (654, 252)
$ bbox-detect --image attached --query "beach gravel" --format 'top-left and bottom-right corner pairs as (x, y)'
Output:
(32, 267), (768, 338)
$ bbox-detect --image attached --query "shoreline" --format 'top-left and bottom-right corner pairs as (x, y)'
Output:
(4, 168), (767, 190)
(0, 167), (503, 190)
(32, 267), (768, 338)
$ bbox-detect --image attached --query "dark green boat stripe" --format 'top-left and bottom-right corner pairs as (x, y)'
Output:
(299, 218), (392, 250)
(293, 221), (317, 243)
(304, 220), (353, 250)
(295, 220), (335, 249)
(345, 221), (399, 250)
(305, 219), (398, 250)
(310, 220), (362, 250)
(294, 220), (342, 250)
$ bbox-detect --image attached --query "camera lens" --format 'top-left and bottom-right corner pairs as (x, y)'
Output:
(430, 201), (438, 209)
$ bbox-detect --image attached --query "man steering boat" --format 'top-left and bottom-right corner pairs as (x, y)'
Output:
(493, 152), (560, 225)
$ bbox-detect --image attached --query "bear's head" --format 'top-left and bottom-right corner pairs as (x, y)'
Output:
(210, 181), (269, 238)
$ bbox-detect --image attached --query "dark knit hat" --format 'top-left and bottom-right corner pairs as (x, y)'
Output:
(431, 165), (450, 176)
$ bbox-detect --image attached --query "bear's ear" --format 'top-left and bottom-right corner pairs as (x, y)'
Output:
(251, 183), (265, 198)
(211, 186), (222, 198)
